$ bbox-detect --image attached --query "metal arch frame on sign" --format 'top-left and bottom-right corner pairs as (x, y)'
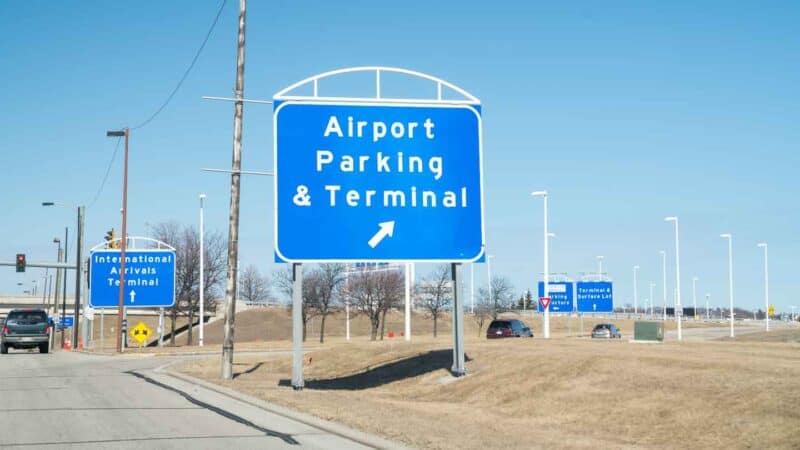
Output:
(273, 66), (481, 105)
(89, 236), (176, 253)
(272, 67), (486, 264)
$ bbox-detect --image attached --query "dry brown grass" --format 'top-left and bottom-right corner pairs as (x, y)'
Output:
(176, 328), (800, 449)
(721, 326), (800, 343)
(162, 307), (714, 348)
(79, 314), (190, 350)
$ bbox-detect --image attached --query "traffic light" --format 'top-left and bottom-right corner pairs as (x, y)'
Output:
(105, 228), (116, 249)
(15, 253), (25, 272)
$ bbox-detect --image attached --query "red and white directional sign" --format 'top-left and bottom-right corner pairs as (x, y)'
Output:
(539, 297), (551, 310)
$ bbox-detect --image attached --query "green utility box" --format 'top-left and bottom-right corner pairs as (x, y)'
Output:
(634, 321), (664, 342)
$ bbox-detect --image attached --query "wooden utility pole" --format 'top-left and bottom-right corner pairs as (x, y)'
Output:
(221, 0), (247, 380)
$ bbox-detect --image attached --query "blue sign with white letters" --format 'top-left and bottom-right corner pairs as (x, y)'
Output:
(537, 281), (574, 313)
(576, 281), (614, 313)
(58, 316), (74, 328)
(274, 102), (484, 262)
(89, 250), (175, 308)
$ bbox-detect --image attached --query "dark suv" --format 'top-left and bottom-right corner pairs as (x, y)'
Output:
(487, 319), (533, 339)
(1, 309), (51, 354)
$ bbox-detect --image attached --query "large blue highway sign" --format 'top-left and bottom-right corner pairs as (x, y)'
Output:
(274, 102), (484, 262)
(89, 250), (175, 308)
(576, 281), (613, 313)
(537, 281), (573, 313)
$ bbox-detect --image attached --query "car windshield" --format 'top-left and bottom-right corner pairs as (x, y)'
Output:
(490, 321), (510, 328)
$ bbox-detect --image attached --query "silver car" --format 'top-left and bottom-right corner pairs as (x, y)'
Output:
(591, 323), (622, 339)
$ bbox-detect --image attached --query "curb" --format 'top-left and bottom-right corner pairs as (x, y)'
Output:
(155, 361), (413, 450)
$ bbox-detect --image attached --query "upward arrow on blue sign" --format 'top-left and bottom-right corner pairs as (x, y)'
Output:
(274, 102), (485, 263)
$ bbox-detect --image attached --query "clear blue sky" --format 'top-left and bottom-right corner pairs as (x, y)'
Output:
(1, 1), (798, 313)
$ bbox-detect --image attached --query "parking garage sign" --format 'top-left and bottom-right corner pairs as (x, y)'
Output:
(537, 281), (574, 313)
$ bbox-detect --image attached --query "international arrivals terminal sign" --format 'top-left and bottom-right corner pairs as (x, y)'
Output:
(274, 101), (484, 262)
(89, 249), (176, 308)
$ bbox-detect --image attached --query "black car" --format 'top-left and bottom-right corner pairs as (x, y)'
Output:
(487, 319), (534, 339)
(591, 323), (622, 339)
(1, 309), (51, 354)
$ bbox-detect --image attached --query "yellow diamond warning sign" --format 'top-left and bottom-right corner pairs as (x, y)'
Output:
(130, 322), (151, 345)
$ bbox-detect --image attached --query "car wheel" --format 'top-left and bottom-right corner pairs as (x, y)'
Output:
(1, 343), (7, 354)
(39, 343), (49, 354)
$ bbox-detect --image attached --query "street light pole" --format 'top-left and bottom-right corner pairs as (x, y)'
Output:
(757, 242), (768, 332)
(107, 128), (129, 353)
(596, 256), (604, 281)
(633, 265), (639, 315)
(199, 194), (206, 346)
(62, 227), (68, 349)
(706, 293), (710, 320)
(649, 282), (655, 317)
(692, 277), (698, 320)
(720, 233), (734, 338)
(74, 205), (84, 351)
(531, 191), (549, 339)
(665, 217), (681, 341)
(52, 239), (62, 350)
(660, 250), (667, 321)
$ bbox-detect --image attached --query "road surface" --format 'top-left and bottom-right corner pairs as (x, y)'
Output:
(0, 350), (387, 449)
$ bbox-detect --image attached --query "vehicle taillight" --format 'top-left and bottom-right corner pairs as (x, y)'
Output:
(45, 325), (50, 334)
(2, 326), (7, 334)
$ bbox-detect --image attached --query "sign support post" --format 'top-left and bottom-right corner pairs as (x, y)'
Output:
(158, 308), (164, 347)
(100, 308), (104, 351)
(292, 263), (304, 390)
(451, 263), (466, 376)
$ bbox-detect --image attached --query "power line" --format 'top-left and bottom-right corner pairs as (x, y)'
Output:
(89, 137), (122, 208)
(131, 0), (228, 130)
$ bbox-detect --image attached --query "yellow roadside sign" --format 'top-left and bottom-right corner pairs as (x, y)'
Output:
(130, 322), (151, 345)
(768, 305), (775, 316)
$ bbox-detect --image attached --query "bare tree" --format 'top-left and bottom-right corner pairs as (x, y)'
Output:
(473, 287), (493, 336)
(474, 274), (515, 336)
(417, 265), (452, 337)
(315, 264), (346, 343)
(345, 269), (403, 340)
(152, 221), (226, 345)
(240, 265), (269, 305)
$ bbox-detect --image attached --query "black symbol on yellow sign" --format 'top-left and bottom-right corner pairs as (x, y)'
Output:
(130, 323), (152, 345)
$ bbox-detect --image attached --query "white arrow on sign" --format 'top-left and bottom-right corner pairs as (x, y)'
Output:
(367, 221), (395, 248)
(130, 290), (136, 303)
(593, 303), (597, 311)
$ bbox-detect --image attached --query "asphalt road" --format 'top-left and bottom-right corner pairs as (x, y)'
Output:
(0, 350), (382, 449)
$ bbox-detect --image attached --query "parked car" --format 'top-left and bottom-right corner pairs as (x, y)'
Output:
(1, 309), (50, 354)
(591, 323), (622, 339)
(487, 319), (534, 339)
